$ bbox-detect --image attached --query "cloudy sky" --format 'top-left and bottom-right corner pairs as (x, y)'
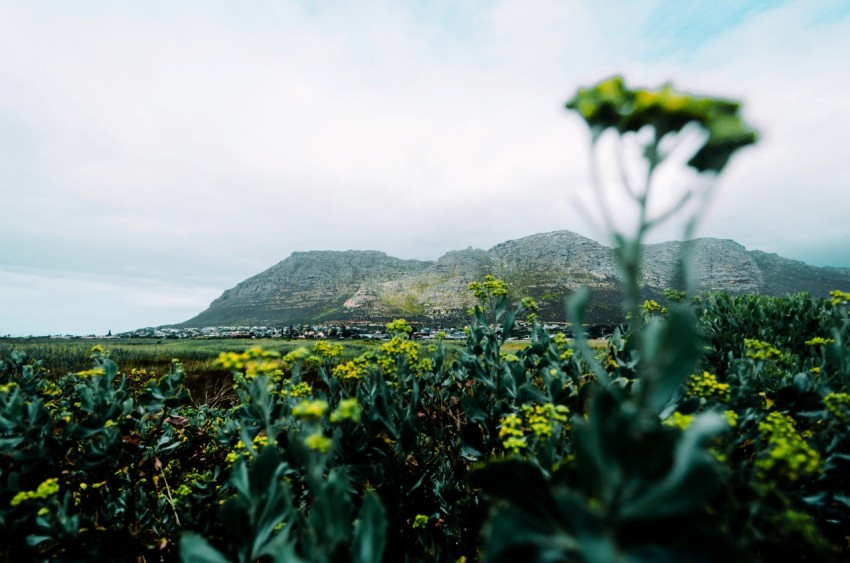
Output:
(1, 0), (848, 335)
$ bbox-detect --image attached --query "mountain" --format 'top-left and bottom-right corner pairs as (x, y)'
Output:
(178, 231), (850, 327)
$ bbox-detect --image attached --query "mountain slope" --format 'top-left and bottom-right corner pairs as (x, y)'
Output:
(179, 231), (850, 327)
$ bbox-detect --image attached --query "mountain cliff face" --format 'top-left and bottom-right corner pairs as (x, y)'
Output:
(179, 231), (850, 327)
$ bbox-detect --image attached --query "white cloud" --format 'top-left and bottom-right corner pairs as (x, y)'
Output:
(0, 267), (221, 336)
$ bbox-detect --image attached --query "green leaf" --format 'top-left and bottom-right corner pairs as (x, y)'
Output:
(180, 533), (231, 563)
(639, 305), (701, 412)
(620, 412), (726, 520)
(352, 491), (388, 563)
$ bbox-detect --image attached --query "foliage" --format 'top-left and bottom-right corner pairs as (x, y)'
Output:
(2, 282), (850, 561)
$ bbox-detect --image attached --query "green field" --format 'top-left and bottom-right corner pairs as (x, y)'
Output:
(0, 337), (481, 404)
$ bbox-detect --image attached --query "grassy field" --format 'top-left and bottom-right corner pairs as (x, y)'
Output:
(0, 336), (604, 406)
(1, 338), (371, 404)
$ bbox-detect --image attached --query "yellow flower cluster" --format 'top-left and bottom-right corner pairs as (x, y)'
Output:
(38, 381), (62, 398)
(468, 275), (508, 300)
(663, 412), (695, 430)
(10, 478), (60, 506)
(416, 358), (434, 373)
(687, 371), (731, 402)
(756, 412), (821, 481)
(292, 399), (328, 422)
(744, 339), (781, 361)
(521, 403), (570, 438)
(824, 392), (850, 423)
(500, 353), (520, 363)
(498, 403), (570, 453)
(224, 433), (269, 465)
(805, 336), (835, 346)
(412, 514), (429, 529)
(224, 449), (241, 465)
(498, 413), (527, 454)
(76, 368), (105, 378)
(215, 347), (283, 381)
(282, 347), (311, 363)
(566, 76), (758, 175)
(642, 299), (668, 316)
(551, 333), (575, 361)
(829, 290), (850, 306)
(666, 410), (736, 435)
(663, 288), (687, 302)
(521, 297), (539, 313)
(304, 432), (331, 453)
(332, 356), (370, 380)
(330, 398), (362, 424)
(284, 381), (312, 398)
(171, 472), (207, 501)
(312, 341), (344, 358)
(386, 318), (413, 337)
(377, 337), (420, 373)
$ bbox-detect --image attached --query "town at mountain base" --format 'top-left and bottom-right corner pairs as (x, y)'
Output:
(175, 230), (850, 330)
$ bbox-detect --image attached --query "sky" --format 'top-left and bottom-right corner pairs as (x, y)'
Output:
(1, 0), (849, 336)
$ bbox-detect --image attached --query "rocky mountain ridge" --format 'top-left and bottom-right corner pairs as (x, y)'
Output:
(179, 231), (850, 327)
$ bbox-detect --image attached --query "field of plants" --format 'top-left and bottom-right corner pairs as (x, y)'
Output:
(2, 287), (850, 561)
(0, 339), (393, 409)
(2, 77), (849, 561)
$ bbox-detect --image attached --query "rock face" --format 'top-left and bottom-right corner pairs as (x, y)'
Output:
(187, 251), (430, 327)
(179, 231), (850, 327)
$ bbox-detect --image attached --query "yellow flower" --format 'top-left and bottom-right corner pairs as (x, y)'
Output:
(215, 347), (282, 380)
(10, 478), (60, 506)
(744, 339), (781, 361)
(686, 371), (731, 402)
(641, 300), (667, 316)
(805, 337), (835, 346)
(332, 358), (369, 380)
(498, 414), (524, 439)
(292, 399), (328, 421)
(468, 275), (508, 300)
(824, 393), (850, 423)
(386, 319), (414, 337)
(757, 412), (821, 481)
(502, 436), (527, 454)
(330, 398), (362, 424)
(282, 347), (311, 363)
(304, 432), (331, 453)
(312, 341), (344, 358)
(663, 412), (695, 430)
(287, 381), (313, 398)
(829, 290), (850, 306)
(377, 337), (421, 374)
